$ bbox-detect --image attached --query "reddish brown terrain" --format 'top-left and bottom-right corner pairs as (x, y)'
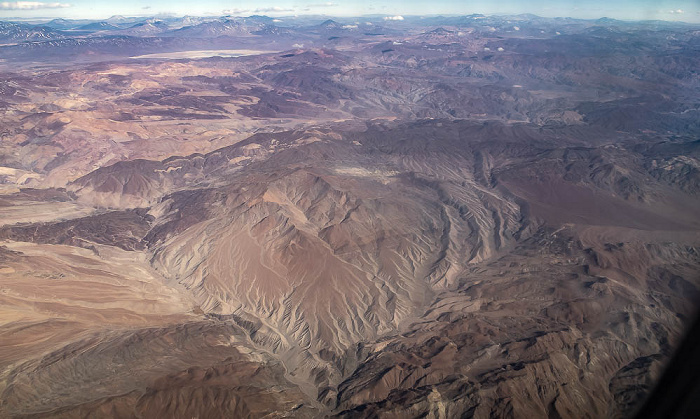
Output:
(0, 14), (699, 418)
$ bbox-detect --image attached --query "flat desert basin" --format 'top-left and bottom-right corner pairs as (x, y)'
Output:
(131, 49), (277, 59)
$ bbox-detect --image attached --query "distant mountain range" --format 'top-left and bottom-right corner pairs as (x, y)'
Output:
(0, 21), (64, 43)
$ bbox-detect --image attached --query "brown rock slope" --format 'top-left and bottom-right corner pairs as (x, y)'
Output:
(2, 118), (697, 417)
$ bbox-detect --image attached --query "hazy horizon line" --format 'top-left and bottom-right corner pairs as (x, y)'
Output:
(1, 12), (699, 25)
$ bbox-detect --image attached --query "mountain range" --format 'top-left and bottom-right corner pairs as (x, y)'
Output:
(0, 13), (699, 419)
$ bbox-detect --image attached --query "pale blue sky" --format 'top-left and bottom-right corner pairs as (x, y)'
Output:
(1, 0), (699, 22)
